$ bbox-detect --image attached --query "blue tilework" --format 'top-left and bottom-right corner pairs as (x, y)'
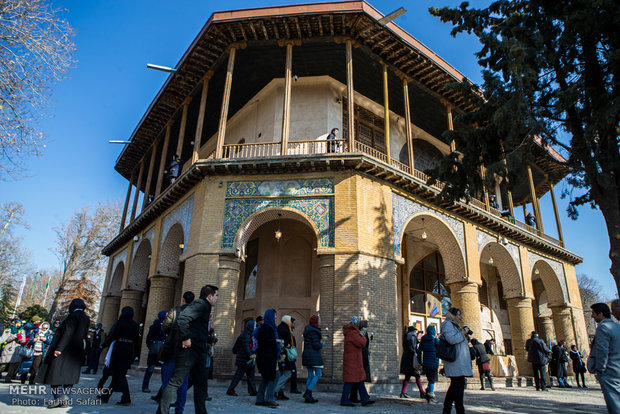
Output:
(226, 178), (334, 198)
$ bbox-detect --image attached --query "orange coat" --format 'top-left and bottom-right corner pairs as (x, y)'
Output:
(342, 323), (367, 383)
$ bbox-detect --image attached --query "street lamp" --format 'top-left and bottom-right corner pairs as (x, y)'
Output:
(146, 63), (177, 73)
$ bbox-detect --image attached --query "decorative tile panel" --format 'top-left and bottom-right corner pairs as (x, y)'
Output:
(528, 251), (568, 301)
(226, 178), (334, 197)
(392, 193), (465, 257)
(162, 195), (194, 252)
(222, 179), (335, 249)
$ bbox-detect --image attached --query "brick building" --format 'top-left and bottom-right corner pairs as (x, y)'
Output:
(99, 1), (588, 385)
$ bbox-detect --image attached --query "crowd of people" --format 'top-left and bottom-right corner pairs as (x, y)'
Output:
(0, 291), (619, 413)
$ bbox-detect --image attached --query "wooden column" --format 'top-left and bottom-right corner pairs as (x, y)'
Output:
(381, 62), (391, 162)
(216, 44), (244, 159)
(192, 72), (213, 163)
(481, 165), (490, 211)
(155, 123), (172, 198)
(446, 102), (455, 151)
(401, 75), (414, 170)
(522, 204), (528, 220)
(130, 160), (145, 223)
(547, 175), (564, 246)
(142, 139), (159, 210)
(500, 142), (515, 217)
(495, 180), (504, 210)
(280, 41), (294, 156)
(526, 164), (544, 232)
(119, 170), (135, 231)
(346, 39), (355, 152)
(175, 98), (191, 158)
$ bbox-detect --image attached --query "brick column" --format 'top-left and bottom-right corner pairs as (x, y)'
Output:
(448, 281), (482, 339)
(214, 254), (241, 374)
(318, 253), (335, 379)
(140, 275), (177, 365)
(506, 297), (535, 376)
(100, 295), (121, 332)
(538, 315), (555, 344)
(551, 305), (576, 375)
(119, 288), (144, 323)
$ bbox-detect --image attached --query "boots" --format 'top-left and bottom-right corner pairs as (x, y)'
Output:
(426, 393), (438, 404)
(275, 390), (289, 400)
(303, 390), (318, 403)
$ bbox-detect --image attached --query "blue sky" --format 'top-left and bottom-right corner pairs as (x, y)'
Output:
(0, 0), (615, 297)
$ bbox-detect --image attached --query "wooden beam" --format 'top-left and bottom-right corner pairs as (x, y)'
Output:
(281, 42), (293, 156)
(216, 46), (238, 158)
(346, 39), (355, 152)
(120, 170), (135, 232)
(192, 72), (213, 163)
(130, 160), (145, 223)
(155, 122), (172, 198)
(142, 139), (159, 210)
(526, 163), (544, 232)
(547, 175), (564, 246)
(175, 97), (191, 157)
(402, 77), (414, 170)
(382, 62), (391, 163)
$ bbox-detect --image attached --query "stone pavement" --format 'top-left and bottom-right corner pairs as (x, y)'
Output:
(0, 370), (609, 413)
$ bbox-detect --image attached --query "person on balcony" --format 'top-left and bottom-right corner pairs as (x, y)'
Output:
(166, 154), (182, 185)
(326, 128), (340, 153)
(525, 212), (536, 227)
(489, 195), (500, 210)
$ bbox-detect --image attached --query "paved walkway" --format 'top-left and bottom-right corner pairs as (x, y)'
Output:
(0, 371), (609, 413)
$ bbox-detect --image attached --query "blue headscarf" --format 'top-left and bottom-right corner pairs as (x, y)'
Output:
(426, 325), (436, 337)
(246, 320), (256, 331)
(263, 308), (281, 353)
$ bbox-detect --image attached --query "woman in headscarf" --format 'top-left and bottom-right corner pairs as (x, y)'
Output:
(24, 321), (52, 384)
(418, 324), (440, 403)
(226, 319), (258, 396)
(302, 315), (324, 403)
(255, 308), (282, 408)
(340, 316), (374, 407)
(98, 306), (139, 405)
(35, 298), (90, 408)
(0, 318), (27, 383)
(441, 307), (473, 414)
(399, 326), (425, 399)
(142, 310), (167, 393)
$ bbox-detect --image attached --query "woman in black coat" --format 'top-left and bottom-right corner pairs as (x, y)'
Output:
(36, 298), (90, 408)
(99, 306), (140, 405)
(255, 308), (281, 407)
(301, 315), (323, 403)
(569, 344), (587, 387)
(399, 327), (425, 399)
(226, 320), (257, 396)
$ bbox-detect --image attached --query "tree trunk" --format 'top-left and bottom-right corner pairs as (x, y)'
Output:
(594, 187), (620, 297)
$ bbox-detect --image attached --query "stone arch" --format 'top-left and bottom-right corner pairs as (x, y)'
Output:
(157, 223), (184, 277)
(401, 213), (466, 284)
(234, 207), (320, 258)
(108, 262), (124, 296)
(127, 240), (151, 291)
(532, 260), (566, 307)
(479, 242), (523, 299)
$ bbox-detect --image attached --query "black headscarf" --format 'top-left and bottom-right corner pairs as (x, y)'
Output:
(69, 298), (86, 313)
(120, 306), (134, 319)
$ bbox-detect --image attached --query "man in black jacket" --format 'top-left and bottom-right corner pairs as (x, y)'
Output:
(526, 331), (550, 391)
(157, 285), (218, 414)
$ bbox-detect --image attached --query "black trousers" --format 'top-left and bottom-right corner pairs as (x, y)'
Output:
(532, 363), (547, 390)
(28, 355), (43, 384)
(158, 347), (208, 414)
(107, 366), (130, 403)
(227, 364), (257, 394)
(443, 376), (466, 414)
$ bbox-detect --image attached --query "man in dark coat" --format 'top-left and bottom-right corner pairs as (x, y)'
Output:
(157, 285), (218, 414)
(526, 331), (550, 391)
(98, 306), (140, 405)
(226, 320), (257, 396)
(255, 308), (281, 408)
(84, 323), (105, 374)
(36, 298), (90, 408)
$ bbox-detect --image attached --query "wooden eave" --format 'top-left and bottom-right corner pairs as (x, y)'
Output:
(114, 1), (478, 180)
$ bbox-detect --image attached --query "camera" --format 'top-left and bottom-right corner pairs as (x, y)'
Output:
(463, 326), (474, 336)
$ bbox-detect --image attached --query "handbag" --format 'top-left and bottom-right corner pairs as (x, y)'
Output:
(19, 346), (34, 359)
(285, 346), (298, 362)
(412, 351), (422, 372)
(436, 335), (456, 362)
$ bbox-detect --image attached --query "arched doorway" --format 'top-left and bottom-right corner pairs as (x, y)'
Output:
(125, 240), (151, 325)
(157, 223), (185, 307)
(399, 214), (466, 335)
(235, 210), (320, 372)
(479, 242), (523, 356)
(101, 262), (124, 331)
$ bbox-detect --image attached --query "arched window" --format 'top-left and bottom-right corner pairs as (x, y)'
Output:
(409, 252), (451, 329)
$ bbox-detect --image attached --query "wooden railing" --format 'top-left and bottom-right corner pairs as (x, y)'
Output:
(287, 139), (346, 155)
(222, 142), (280, 159)
(208, 138), (561, 247)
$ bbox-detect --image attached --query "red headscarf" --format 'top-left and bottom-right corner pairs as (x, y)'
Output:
(309, 315), (319, 327)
